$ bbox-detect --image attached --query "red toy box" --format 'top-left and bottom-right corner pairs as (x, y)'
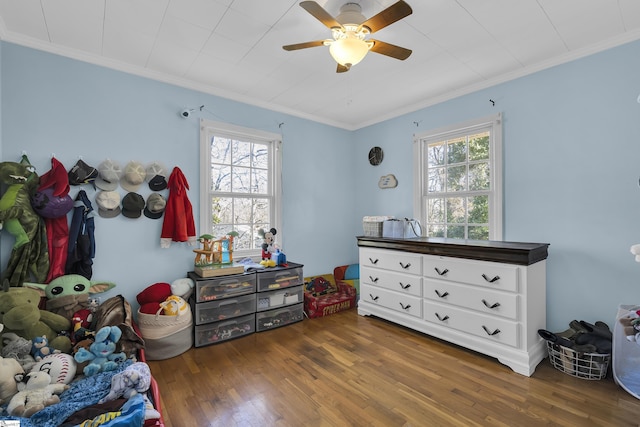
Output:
(304, 274), (357, 318)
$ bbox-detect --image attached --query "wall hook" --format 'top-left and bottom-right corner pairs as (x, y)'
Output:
(489, 99), (495, 106)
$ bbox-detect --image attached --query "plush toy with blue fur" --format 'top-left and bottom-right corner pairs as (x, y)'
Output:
(74, 326), (126, 376)
(31, 335), (60, 361)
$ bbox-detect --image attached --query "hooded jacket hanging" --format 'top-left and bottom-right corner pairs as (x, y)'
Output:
(65, 190), (95, 279)
(160, 167), (196, 248)
(34, 157), (74, 282)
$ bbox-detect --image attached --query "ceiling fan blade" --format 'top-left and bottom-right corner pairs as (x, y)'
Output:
(300, 1), (343, 29)
(360, 0), (412, 33)
(336, 64), (350, 73)
(282, 40), (326, 51)
(369, 40), (412, 60)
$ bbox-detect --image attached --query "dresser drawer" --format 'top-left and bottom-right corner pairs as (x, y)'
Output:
(423, 279), (518, 320)
(194, 313), (255, 347)
(361, 266), (422, 297)
(194, 293), (256, 325)
(361, 283), (422, 318)
(256, 303), (304, 331)
(256, 285), (303, 312)
(190, 272), (256, 303)
(360, 248), (422, 275)
(256, 265), (304, 292)
(423, 300), (519, 348)
(423, 255), (519, 292)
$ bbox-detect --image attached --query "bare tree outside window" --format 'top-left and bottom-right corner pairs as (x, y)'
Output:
(200, 121), (282, 258)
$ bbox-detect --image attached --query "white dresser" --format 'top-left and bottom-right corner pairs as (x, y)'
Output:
(358, 237), (549, 376)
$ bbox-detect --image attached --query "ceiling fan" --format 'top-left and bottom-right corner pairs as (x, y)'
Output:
(283, 1), (413, 73)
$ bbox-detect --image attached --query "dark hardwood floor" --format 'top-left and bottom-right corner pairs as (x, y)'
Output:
(147, 309), (640, 427)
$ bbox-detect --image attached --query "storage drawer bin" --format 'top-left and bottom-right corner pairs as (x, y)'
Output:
(256, 303), (304, 331)
(256, 285), (303, 312)
(256, 263), (304, 292)
(194, 313), (255, 347)
(194, 293), (256, 325)
(189, 271), (256, 302)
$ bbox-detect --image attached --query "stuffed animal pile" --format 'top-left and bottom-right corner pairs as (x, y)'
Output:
(0, 275), (161, 421)
(137, 281), (191, 316)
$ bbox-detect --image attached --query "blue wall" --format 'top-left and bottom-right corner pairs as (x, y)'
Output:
(2, 39), (640, 331)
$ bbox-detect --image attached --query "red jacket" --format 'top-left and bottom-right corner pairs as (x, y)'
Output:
(161, 167), (196, 248)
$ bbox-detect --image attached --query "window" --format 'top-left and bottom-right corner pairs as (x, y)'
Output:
(200, 120), (282, 259)
(413, 113), (502, 240)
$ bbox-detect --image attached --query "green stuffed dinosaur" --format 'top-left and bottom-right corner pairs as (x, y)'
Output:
(0, 161), (50, 289)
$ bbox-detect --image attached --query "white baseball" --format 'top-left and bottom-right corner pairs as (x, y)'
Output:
(31, 353), (77, 384)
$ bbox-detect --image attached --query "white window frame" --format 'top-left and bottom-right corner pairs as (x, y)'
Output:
(413, 113), (503, 240)
(199, 119), (283, 259)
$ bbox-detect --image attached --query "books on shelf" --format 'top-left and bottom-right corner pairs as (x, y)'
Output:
(194, 263), (245, 278)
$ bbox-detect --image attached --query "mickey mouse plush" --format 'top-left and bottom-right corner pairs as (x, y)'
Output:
(258, 228), (277, 260)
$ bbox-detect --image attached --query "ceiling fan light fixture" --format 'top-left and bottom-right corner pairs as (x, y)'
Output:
(329, 35), (372, 67)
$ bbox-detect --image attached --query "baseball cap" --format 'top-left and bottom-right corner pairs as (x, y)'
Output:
(95, 159), (122, 191)
(68, 159), (98, 185)
(145, 161), (168, 191)
(143, 193), (166, 219)
(95, 191), (121, 218)
(122, 192), (145, 218)
(121, 161), (146, 192)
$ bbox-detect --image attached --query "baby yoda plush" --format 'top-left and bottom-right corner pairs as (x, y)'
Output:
(0, 287), (71, 353)
(24, 274), (116, 320)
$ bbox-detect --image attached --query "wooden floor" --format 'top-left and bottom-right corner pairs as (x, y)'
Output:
(147, 309), (640, 427)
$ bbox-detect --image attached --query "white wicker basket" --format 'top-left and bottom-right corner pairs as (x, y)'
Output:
(546, 341), (610, 380)
(362, 216), (394, 237)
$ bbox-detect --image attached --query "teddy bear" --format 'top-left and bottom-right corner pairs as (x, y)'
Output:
(0, 287), (71, 353)
(98, 362), (151, 404)
(74, 326), (126, 376)
(159, 295), (189, 316)
(1, 332), (36, 372)
(619, 309), (640, 343)
(7, 371), (68, 417)
(0, 354), (25, 405)
(31, 335), (61, 361)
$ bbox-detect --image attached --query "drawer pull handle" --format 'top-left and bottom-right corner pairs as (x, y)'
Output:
(482, 326), (501, 336)
(482, 274), (500, 283)
(435, 313), (449, 322)
(399, 282), (411, 290)
(434, 267), (449, 276)
(482, 299), (501, 309)
(369, 294), (379, 302)
(399, 302), (411, 310)
(369, 258), (379, 265)
(435, 290), (449, 298)
(399, 262), (411, 269)
(369, 276), (379, 283)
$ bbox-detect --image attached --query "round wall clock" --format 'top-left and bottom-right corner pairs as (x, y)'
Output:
(368, 146), (384, 166)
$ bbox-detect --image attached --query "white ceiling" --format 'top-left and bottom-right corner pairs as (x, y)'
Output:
(1, 0), (640, 130)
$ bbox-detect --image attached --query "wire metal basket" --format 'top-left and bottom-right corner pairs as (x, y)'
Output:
(546, 341), (610, 380)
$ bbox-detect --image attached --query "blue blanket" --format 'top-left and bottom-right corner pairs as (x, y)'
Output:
(0, 360), (133, 427)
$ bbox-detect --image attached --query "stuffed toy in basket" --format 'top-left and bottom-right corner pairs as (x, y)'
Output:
(136, 283), (193, 360)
